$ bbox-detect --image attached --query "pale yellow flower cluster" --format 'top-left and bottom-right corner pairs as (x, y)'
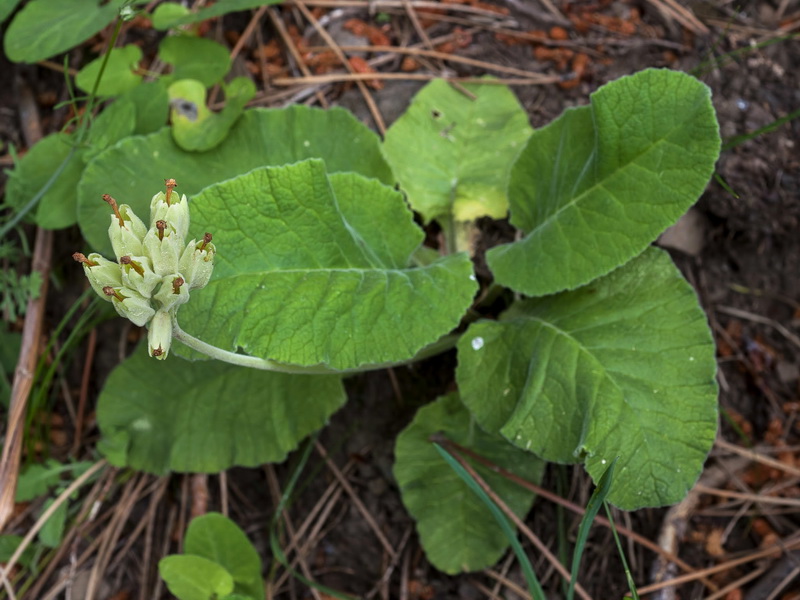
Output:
(74, 180), (216, 360)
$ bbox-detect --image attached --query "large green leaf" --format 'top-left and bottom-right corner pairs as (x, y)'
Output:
(382, 79), (532, 224)
(185, 513), (263, 600)
(159, 36), (231, 87)
(75, 44), (143, 97)
(78, 106), (395, 256)
(159, 555), (234, 600)
(152, 0), (283, 30)
(5, 133), (85, 229)
(179, 160), (478, 369)
(487, 69), (721, 297)
(84, 97), (137, 161)
(4, 0), (124, 63)
(457, 247), (718, 509)
(394, 394), (543, 574)
(96, 343), (346, 474)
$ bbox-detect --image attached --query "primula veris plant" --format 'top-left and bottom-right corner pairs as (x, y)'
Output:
(63, 66), (718, 577)
(74, 179), (216, 360)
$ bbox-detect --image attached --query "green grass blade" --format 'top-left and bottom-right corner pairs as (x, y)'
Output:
(604, 501), (640, 600)
(567, 458), (617, 600)
(722, 107), (800, 151)
(433, 443), (546, 600)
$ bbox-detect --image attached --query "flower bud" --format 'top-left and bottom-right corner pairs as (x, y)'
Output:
(153, 274), (190, 312)
(149, 191), (190, 240)
(119, 255), (160, 298)
(179, 233), (216, 290)
(108, 203), (148, 258)
(143, 223), (184, 277)
(73, 252), (122, 301)
(103, 286), (155, 327)
(147, 309), (173, 360)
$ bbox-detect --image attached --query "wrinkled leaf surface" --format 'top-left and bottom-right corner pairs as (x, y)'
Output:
(458, 247), (718, 509)
(487, 69), (720, 296)
(394, 394), (542, 573)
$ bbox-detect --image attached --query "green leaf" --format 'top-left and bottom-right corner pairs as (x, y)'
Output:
(0, 0), (23, 24)
(394, 394), (543, 574)
(151, 2), (190, 29)
(3, 0), (124, 63)
(185, 513), (263, 599)
(15, 459), (64, 501)
(159, 555), (234, 600)
(122, 81), (170, 135)
(168, 78), (255, 151)
(178, 161), (478, 369)
(382, 79), (532, 224)
(96, 343), (346, 474)
(0, 327), (21, 408)
(486, 69), (721, 297)
(38, 498), (67, 548)
(159, 36), (231, 87)
(15, 460), (95, 501)
(457, 247), (718, 509)
(75, 44), (143, 97)
(78, 106), (394, 256)
(0, 535), (35, 568)
(85, 97), (137, 161)
(5, 133), (85, 229)
(432, 443), (547, 600)
(152, 0), (283, 30)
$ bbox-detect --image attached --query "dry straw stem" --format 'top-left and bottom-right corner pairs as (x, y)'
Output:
(265, 464), (324, 600)
(308, 44), (552, 78)
(315, 441), (397, 559)
(85, 473), (151, 600)
(714, 438), (800, 479)
(266, 457), (356, 592)
(271, 71), (561, 86)
(645, 0), (709, 35)
(293, 0), (387, 133)
(209, 3), (270, 107)
(715, 305), (800, 351)
(0, 78), (52, 533)
(0, 228), (53, 529)
(266, 5), (330, 107)
(299, 0), (512, 21)
(635, 534), (800, 595)
(483, 567), (536, 599)
(0, 460), (108, 586)
(27, 467), (117, 599)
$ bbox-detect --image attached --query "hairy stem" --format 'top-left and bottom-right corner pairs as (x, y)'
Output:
(171, 321), (460, 375)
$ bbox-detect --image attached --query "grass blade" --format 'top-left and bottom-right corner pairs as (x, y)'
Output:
(567, 458), (617, 600)
(604, 501), (640, 600)
(433, 442), (546, 600)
